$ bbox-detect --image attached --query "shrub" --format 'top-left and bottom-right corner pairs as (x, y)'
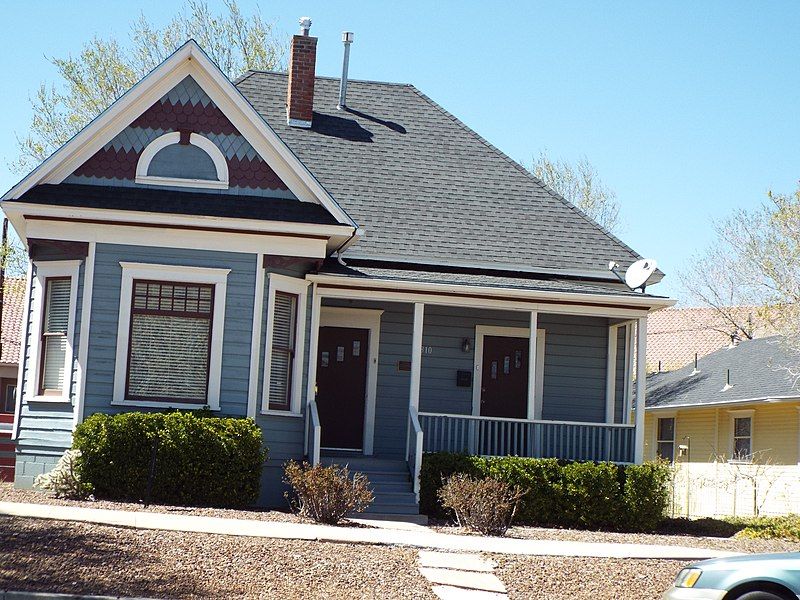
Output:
(420, 452), (671, 532)
(728, 514), (800, 541)
(438, 473), (525, 536)
(283, 461), (373, 525)
(73, 411), (267, 507)
(34, 449), (93, 499)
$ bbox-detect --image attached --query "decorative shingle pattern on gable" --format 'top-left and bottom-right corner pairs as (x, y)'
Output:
(647, 336), (800, 409)
(235, 72), (645, 276)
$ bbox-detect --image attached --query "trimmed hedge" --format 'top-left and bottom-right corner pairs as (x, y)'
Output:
(420, 453), (670, 532)
(73, 411), (267, 507)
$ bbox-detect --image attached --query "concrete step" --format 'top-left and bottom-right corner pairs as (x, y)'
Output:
(371, 491), (418, 505)
(363, 502), (421, 515)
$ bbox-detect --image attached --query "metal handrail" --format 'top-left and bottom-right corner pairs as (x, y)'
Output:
(308, 400), (321, 466)
(408, 405), (423, 499)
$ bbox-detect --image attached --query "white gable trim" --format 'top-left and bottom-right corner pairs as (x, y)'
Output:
(135, 132), (229, 189)
(2, 40), (357, 229)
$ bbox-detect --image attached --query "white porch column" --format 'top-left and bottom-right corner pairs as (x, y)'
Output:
(605, 324), (619, 424)
(303, 284), (322, 456)
(409, 303), (425, 410)
(634, 316), (648, 463)
(527, 311), (538, 420)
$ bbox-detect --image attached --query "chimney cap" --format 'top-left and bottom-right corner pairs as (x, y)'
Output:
(342, 31), (354, 43)
(299, 16), (312, 35)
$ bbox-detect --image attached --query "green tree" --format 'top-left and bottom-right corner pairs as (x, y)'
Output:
(13, 0), (287, 174)
(530, 151), (622, 233)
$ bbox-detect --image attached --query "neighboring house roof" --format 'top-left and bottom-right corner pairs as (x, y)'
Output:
(646, 306), (768, 373)
(646, 336), (800, 410)
(236, 72), (646, 280)
(1, 277), (25, 366)
(17, 183), (340, 226)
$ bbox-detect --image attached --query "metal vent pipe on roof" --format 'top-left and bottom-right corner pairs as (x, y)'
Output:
(338, 31), (354, 110)
(299, 16), (312, 36)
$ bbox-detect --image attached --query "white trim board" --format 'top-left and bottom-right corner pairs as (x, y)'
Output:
(471, 325), (546, 420)
(246, 256), (265, 419)
(24, 260), (82, 405)
(112, 262), (230, 410)
(2, 41), (357, 229)
(261, 273), (310, 416)
(11, 262), (33, 441)
(73, 241), (96, 428)
(135, 132), (229, 189)
(318, 306), (384, 456)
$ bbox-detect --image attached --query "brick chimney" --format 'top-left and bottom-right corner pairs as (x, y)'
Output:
(286, 17), (317, 128)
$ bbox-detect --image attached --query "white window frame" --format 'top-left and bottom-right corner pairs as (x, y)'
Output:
(26, 260), (81, 404)
(729, 409), (755, 463)
(655, 415), (677, 462)
(112, 262), (230, 410)
(135, 131), (229, 190)
(261, 273), (309, 416)
(471, 325), (546, 419)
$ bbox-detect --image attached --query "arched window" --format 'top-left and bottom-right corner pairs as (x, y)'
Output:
(135, 132), (229, 189)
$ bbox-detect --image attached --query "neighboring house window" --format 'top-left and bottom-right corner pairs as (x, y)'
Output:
(1, 381), (16, 414)
(656, 417), (675, 462)
(126, 280), (214, 403)
(262, 274), (308, 414)
(26, 261), (80, 403)
(135, 131), (229, 189)
(733, 416), (752, 460)
(113, 263), (230, 409)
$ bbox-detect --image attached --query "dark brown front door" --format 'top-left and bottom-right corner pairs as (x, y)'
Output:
(480, 336), (529, 419)
(316, 326), (369, 450)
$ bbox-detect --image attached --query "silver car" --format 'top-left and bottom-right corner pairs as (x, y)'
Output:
(664, 552), (800, 600)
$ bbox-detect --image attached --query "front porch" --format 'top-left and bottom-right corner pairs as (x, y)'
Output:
(302, 275), (653, 505)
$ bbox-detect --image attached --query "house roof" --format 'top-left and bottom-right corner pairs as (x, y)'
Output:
(646, 307), (770, 373)
(236, 72), (646, 280)
(318, 259), (659, 298)
(1, 277), (25, 366)
(15, 183), (340, 226)
(646, 336), (800, 410)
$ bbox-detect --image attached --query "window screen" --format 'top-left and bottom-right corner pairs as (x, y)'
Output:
(126, 280), (214, 403)
(733, 417), (752, 460)
(268, 292), (298, 410)
(40, 277), (71, 394)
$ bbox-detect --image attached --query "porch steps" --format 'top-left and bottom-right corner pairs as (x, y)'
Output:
(320, 455), (420, 516)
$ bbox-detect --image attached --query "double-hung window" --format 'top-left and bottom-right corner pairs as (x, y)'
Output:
(262, 274), (308, 414)
(113, 263), (229, 409)
(732, 415), (753, 461)
(27, 261), (80, 403)
(656, 417), (676, 462)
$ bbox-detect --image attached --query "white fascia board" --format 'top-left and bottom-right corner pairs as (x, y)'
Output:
(307, 273), (676, 311)
(2, 40), (358, 229)
(3, 202), (355, 239)
(646, 396), (800, 412)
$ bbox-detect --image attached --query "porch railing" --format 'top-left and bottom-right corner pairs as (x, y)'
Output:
(406, 406), (424, 500)
(418, 412), (635, 463)
(308, 400), (321, 466)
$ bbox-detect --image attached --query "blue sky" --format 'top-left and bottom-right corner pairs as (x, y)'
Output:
(1, 1), (798, 302)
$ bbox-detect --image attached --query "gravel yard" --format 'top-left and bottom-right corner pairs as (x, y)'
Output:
(495, 555), (688, 599)
(0, 516), (432, 599)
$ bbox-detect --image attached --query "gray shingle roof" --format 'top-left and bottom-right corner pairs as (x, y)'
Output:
(646, 336), (800, 409)
(236, 72), (645, 278)
(319, 260), (657, 298)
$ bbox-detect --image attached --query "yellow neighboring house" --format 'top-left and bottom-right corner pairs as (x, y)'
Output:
(645, 336), (800, 517)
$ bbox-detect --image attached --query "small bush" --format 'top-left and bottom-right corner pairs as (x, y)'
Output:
(421, 452), (671, 532)
(728, 514), (800, 541)
(73, 411), (267, 507)
(283, 461), (373, 525)
(34, 449), (93, 499)
(438, 473), (525, 536)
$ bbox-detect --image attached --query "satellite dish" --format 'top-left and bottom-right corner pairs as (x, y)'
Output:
(624, 258), (658, 291)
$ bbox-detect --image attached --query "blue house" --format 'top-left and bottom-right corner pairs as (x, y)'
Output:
(2, 23), (673, 513)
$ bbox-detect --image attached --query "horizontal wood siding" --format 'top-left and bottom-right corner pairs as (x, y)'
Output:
(538, 313), (609, 423)
(83, 244), (256, 418)
(614, 326), (627, 423)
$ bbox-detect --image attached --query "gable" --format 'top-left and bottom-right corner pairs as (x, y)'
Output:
(67, 76), (292, 196)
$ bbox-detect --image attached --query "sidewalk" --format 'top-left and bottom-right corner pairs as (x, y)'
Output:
(0, 501), (736, 560)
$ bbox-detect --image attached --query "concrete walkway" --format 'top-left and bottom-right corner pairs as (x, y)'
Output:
(0, 501), (736, 560)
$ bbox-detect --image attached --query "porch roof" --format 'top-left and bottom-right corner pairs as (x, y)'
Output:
(313, 260), (673, 309)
